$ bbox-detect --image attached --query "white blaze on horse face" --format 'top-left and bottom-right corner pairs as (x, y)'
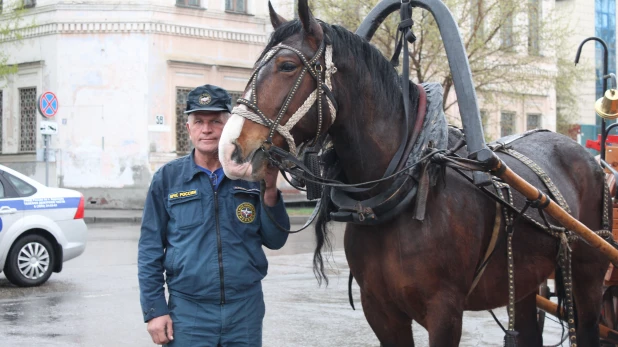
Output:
(220, 114), (254, 180)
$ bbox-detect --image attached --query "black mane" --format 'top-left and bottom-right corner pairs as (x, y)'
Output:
(260, 19), (410, 285)
(260, 20), (404, 112)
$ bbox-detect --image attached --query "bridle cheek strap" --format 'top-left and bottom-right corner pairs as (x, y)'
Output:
(233, 43), (337, 156)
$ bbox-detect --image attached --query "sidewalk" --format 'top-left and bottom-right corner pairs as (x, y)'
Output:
(83, 208), (311, 224)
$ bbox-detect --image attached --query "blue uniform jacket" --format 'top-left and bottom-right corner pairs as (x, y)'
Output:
(138, 151), (290, 322)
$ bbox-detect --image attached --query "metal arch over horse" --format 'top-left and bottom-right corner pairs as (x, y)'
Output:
(218, 1), (610, 346)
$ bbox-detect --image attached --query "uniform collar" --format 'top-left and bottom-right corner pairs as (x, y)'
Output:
(182, 150), (204, 183)
(182, 150), (227, 184)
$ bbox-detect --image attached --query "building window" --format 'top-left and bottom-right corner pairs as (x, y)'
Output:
(19, 87), (37, 152)
(527, 114), (541, 130)
(500, 112), (516, 137)
(176, 0), (200, 7)
(0, 91), (3, 153)
(176, 87), (193, 154)
(229, 91), (243, 107)
(528, 0), (540, 55)
(225, 0), (246, 13)
(500, 4), (514, 51)
(22, 0), (35, 8)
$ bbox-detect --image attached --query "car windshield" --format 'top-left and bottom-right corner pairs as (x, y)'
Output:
(5, 173), (36, 196)
(0, 181), (4, 199)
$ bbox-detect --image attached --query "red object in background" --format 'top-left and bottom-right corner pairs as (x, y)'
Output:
(74, 195), (85, 219)
(585, 135), (618, 151)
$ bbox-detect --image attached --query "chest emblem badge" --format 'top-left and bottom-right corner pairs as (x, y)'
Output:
(236, 202), (256, 223)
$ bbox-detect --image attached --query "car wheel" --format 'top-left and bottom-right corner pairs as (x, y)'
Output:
(4, 234), (55, 287)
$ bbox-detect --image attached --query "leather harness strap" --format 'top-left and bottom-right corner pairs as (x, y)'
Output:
(467, 200), (502, 296)
(466, 136), (573, 297)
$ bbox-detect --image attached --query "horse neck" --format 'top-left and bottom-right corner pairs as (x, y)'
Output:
(330, 70), (407, 184)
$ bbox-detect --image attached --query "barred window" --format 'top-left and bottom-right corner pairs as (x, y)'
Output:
(225, 0), (246, 13)
(176, 87), (193, 154)
(500, 112), (516, 137)
(229, 91), (243, 107)
(0, 90), (3, 153)
(19, 87), (37, 152)
(527, 114), (541, 130)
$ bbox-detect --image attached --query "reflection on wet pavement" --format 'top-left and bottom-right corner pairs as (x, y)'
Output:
(0, 223), (566, 347)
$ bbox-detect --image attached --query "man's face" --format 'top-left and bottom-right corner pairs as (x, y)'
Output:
(186, 111), (229, 155)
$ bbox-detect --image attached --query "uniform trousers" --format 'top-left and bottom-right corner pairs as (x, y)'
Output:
(165, 290), (265, 347)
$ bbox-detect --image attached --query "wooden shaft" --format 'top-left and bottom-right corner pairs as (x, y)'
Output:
(493, 160), (618, 268)
(536, 295), (560, 316)
(536, 295), (618, 343)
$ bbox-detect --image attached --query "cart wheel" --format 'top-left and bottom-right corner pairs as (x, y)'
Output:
(538, 280), (551, 333)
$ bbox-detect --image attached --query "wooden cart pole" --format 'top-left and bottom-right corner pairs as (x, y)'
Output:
(490, 160), (618, 267)
(536, 295), (618, 343)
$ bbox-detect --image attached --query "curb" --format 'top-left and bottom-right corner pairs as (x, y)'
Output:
(84, 216), (143, 224)
(84, 215), (311, 225)
(290, 216), (311, 224)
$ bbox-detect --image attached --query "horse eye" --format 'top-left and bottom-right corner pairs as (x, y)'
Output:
(279, 62), (297, 72)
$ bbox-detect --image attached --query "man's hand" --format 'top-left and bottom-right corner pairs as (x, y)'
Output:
(147, 314), (174, 345)
(263, 164), (280, 207)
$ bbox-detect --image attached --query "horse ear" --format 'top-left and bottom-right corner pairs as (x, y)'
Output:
(268, 1), (287, 30)
(297, 0), (323, 38)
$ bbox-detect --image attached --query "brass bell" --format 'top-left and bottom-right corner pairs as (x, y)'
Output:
(595, 88), (618, 119)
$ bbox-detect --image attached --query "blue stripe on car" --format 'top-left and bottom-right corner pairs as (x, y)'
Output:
(0, 197), (81, 211)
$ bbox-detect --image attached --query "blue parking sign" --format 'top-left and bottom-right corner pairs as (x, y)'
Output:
(38, 92), (59, 118)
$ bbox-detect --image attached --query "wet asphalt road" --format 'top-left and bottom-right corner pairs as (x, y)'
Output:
(0, 223), (566, 347)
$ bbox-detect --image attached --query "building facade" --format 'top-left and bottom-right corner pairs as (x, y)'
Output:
(555, 0), (616, 147)
(1, 0), (614, 208)
(0, 0), (275, 208)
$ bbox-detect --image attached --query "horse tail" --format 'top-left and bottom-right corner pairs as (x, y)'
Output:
(348, 272), (356, 310)
(313, 186), (334, 286)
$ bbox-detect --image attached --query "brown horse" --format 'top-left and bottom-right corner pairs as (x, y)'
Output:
(218, 1), (609, 345)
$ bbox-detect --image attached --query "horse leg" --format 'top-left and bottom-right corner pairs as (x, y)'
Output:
(424, 296), (464, 347)
(360, 291), (414, 347)
(514, 291), (543, 346)
(571, 245), (606, 347)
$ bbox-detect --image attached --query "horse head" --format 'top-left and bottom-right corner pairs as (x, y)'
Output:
(219, 0), (337, 181)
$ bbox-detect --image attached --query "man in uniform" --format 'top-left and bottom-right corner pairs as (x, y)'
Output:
(138, 84), (290, 346)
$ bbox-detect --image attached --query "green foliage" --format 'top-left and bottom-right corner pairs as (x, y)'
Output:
(311, 0), (581, 137)
(0, 1), (34, 85)
(555, 55), (586, 139)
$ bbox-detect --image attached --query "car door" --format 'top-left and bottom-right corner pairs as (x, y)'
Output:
(0, 173), (25, 245)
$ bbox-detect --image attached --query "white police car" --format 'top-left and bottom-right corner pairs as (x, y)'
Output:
(0, 164), (87, 287)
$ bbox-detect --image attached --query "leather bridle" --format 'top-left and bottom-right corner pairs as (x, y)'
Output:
(232, 9), (423, 195)
(232, 37), (338, 157)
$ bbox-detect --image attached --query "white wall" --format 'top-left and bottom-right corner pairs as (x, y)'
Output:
(0, 0), (271, 207)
